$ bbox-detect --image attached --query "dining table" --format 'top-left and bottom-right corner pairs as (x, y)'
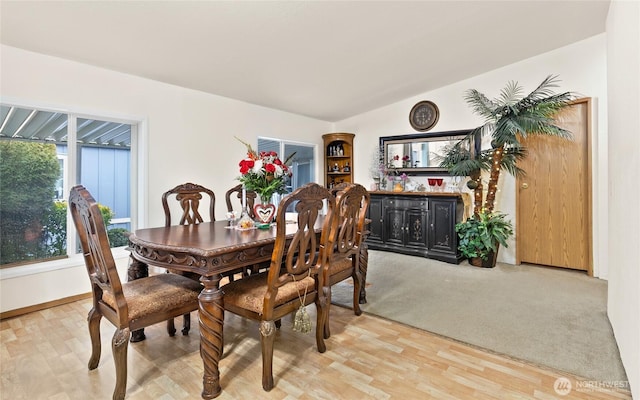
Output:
(126, 217), (369, 399)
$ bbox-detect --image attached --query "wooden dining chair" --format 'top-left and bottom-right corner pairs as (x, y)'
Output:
(162, 182), (215, 226)
(221, 182), (334, 391)
(162, 182), (215, 336)
(69, 185), (202, 400)
(225, 184), (266, 276)
(324, 183), (370, 339)
(225, 183), (257, 218)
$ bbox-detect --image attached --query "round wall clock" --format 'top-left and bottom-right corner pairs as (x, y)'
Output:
(409, 100), (440, 132)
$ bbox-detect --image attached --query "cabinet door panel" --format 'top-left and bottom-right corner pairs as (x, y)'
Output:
(405, 209), (428, 248)
(428, 199), (457, 253)
(367, 196), (384, 243)
(384, 208), (405, 246)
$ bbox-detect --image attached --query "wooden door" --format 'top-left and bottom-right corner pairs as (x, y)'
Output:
(516, 98), (592, 273)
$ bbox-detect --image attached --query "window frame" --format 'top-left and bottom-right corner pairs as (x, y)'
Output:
(0, 98), (147, 278)
(257, 136), (318, 188)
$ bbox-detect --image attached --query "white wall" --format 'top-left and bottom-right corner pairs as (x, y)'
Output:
(606, 1), (640, 397)
(0, 45), (331, 312)
(335, 35), (609, 276)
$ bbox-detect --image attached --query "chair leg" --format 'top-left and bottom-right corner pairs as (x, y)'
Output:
(87, 308), (102, 370)
(352, 273), (363, 316)
(358, 245), (369, 304)
(112, 328), (131, 400)
(323, 288), (332, 340)
(316, 288), (328, 353)
(181, 313), (191, 335)
(167, 318), (177, 337)
(259, 320), (276, 391)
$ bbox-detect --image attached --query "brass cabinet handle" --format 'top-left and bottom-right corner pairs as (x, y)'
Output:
(521, 182), (529, 189)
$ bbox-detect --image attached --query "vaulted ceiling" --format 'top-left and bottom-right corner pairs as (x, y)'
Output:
(0, 1), (610, 122)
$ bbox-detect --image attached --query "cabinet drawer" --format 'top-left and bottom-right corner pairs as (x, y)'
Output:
(383, 197), (428, 210)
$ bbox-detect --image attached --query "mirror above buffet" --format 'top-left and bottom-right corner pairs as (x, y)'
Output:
(380, 129), (473, 175)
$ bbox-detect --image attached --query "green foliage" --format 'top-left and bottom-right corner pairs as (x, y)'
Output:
(98, 204), (130, 247)
(98, 203), (114, 226)
(108, 228), (130, 247)
(0, 139), (127, 265)
(239, 172), (289, 202)
(456, 211), (513, 261)
(439, 75), (575, 214)
(0, 141), (60, 264)
(41, 200), (68, 256)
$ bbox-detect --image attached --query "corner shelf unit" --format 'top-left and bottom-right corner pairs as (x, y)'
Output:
(322, 132), (355, 189)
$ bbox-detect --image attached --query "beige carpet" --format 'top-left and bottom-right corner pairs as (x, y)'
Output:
(332, 250), (628, 383)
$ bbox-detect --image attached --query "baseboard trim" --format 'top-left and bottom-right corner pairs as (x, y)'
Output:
(0, 292), (92, 320)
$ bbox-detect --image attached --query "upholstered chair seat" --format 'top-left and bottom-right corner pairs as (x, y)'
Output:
(102, 274), (202, 322)
(327, 256), (353, 277)
(223, 272), (315, 316)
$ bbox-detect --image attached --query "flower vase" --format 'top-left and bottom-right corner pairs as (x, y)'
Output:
(392, 177), (405, 192)
(253, 194), (276, 224)
(380, 175), (388, 190)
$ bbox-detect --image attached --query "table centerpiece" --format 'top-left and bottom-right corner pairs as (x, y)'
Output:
(236, 137), (295, 224)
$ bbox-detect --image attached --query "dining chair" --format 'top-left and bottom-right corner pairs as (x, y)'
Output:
(324, 182), (370, 339)
(221, 182), (334, 391)
(162, 182), (215, 226)
(161, 182), (215, 336)
(225, 184), (266, 277)
(225, 183), (257, 219)
(69, 185), (202, 400)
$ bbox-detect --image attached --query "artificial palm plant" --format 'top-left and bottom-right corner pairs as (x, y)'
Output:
(440, 75), (575, 215)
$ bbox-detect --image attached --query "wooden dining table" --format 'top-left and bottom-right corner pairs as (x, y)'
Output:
(126, 217), (368, 399)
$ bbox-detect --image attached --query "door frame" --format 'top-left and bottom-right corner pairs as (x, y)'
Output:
(515, 97), (593, 276)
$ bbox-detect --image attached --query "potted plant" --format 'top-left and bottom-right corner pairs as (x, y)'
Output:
(440, 75), (573, 265)
(456, 210), (513, 268)
(439, 75), (575, 216)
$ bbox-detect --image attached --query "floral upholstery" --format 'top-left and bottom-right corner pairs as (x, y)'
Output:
(102, 273), (202, 322)
(223, 272), (315, 315)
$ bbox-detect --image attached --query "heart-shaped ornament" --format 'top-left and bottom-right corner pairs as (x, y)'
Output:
(254, 203), (276, 224)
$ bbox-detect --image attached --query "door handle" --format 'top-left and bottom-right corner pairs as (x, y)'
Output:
(521, 182), (529, 189)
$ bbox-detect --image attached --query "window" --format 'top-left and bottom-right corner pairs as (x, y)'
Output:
(257, 137), (316, 191)
(0, 104), (136, 267)
(257, 137), (316, 211)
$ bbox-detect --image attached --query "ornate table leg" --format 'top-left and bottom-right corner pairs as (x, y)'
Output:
(198, 274), (224, 399)
(127, 256), (148, 342)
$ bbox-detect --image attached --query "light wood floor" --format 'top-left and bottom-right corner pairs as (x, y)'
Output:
(0, 299), (631, 400)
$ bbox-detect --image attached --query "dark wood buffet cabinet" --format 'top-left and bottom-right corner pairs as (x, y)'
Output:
(366, 191), (466, 264)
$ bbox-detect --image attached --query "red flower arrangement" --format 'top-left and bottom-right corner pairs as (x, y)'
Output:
(236, 137), (294, 202)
